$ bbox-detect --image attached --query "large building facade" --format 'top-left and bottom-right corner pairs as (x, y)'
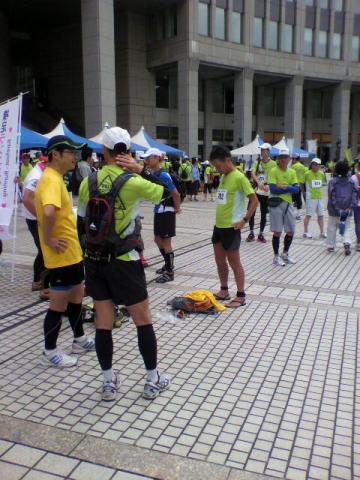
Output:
(1, 0), (360, 161)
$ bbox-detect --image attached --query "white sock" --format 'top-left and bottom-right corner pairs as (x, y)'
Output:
(74, 334), (86, 343)
(147, 369), (159, 383)
(103, 368), (114, 383)
(45, 348), (58, 357)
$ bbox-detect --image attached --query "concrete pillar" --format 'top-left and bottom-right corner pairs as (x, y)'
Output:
(0, 12), (11, 102)
(256, 86), (264, 137)
(331, 81), (351, 161)
(295, 2), (305, 55)
(242, 0), (254, 47)
(178, 58), (199, 157)
(284, 75), (304, 146)
(204, 80), (215, 160)
(304, 89), (313, 142)
(351, 92), (359, 156)
(115, 11), (156, 137)
(233, 68), (254, 147)
(81, 0), (116, 137)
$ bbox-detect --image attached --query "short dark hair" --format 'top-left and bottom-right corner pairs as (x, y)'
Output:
(209, 145), (231, 162)
(105, 142), (129, 158)
(81, 147), (93, 161)
(334, 160), (350, 177)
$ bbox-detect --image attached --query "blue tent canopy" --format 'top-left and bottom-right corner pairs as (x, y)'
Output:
(142, 129), (184, 156)
(21, 127), (48, 150)
(292, 146), (311, 158)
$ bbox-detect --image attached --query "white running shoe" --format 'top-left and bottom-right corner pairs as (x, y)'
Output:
(281, 254), (296, 264)
(102, 373), (118, 402)
(41, 351), (77, 368)
(143, 372), (171, 400)
(319, 233), (327, 239)
(72, 336), (95, 354)
(273, 255), (286, 267)
(303, 232), (312, 239)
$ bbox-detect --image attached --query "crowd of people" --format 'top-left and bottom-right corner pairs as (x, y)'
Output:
(13, 127), (360, 403)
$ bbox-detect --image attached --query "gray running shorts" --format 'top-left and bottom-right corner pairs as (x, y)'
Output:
(269, 201), (296, 233)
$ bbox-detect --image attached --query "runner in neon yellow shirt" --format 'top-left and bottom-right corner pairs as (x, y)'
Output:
(302, 158), (327, 239)
(209, 146), (257, 309)
(268, 148), (299, 266)
(291, 155), (307, 220)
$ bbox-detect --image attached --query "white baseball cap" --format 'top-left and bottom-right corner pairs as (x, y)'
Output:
(260, 142), (272, 150)
(140, 147), (164, 159)
(311, 157), (321, 165)
(103, 127), (131, 150)
(277, 147), (290, 157)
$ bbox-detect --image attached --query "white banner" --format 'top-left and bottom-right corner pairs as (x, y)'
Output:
(307, 139), (317, 155)
(0, 97), (21, 227)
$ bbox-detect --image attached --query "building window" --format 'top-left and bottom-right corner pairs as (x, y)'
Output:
(354, 0), (360, 14)
(156, 74), (169, 108)
(253, 17), (264, 47)
(198, 2), (209, 36)
(215, 7), (225, 40)
(264, 87), (284, 117)
(224, 87), (234, 114)
(231, 11), (242, 43)
(330, 33), (342, 59)
(312, 91), (332, 119)
(305, 0), (314, 5)
(267, 21), (279, 50)
(304, 28), (313, 56)
(318, 31), (328, 57)
(352, 35), (360, 61)
(168, 7), (177, 38)
(334, 0), (343, 10)
(282, 24), (293, 53)
(319, 0), (328, 8)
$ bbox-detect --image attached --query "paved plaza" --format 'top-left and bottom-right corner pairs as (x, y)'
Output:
(0, 198), (359, 480)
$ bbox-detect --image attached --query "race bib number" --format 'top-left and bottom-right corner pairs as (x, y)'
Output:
(216, 189), (227, 204)
(312, 179), (322, 188)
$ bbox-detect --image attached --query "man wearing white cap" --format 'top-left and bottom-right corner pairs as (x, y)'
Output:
(247, 143), (277, 243)
(268, 147), (299, 266)
(140, 147), (181, 283)
(303, 158), (327, 239)
(77, 127), (171, 401)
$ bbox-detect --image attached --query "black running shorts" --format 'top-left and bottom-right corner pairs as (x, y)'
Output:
(211, 226), (241, 251)
(48, 261), (84, 290)
(84, 258), (148, 306)
(154, 212), (176, 238)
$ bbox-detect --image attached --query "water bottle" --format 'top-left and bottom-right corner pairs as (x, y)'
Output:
(339, 210), (348, 236)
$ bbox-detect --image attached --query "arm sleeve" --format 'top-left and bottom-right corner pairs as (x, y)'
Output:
(270, 184), (287, 195)
(132, 176), (166, 204)
(287, 185), (300, 194)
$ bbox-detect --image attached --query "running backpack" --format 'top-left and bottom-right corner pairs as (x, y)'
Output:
(84, 172), (140, 257)
(180, 166), (188, 180)
(155, 169), (186, 204)
(329, 177), (354, 214)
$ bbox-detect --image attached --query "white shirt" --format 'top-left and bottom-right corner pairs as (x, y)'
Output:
(22, 165), (44, 220)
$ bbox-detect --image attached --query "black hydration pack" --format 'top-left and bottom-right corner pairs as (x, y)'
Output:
(84, 172), (140, 261)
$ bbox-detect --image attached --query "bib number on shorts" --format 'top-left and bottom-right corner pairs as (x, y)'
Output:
(312, 179), (322, 188)
(216, 189), (227, 204)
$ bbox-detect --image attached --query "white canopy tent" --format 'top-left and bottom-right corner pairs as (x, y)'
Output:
(230, 135), (262, 157)
(89, 122), (110, 143)
(131, 126), (152, 149)
(272, 137), (288, 151)
(43, 118), (65, 138)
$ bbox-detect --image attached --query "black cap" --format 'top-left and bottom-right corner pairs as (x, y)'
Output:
(47, 135), (85, 154)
